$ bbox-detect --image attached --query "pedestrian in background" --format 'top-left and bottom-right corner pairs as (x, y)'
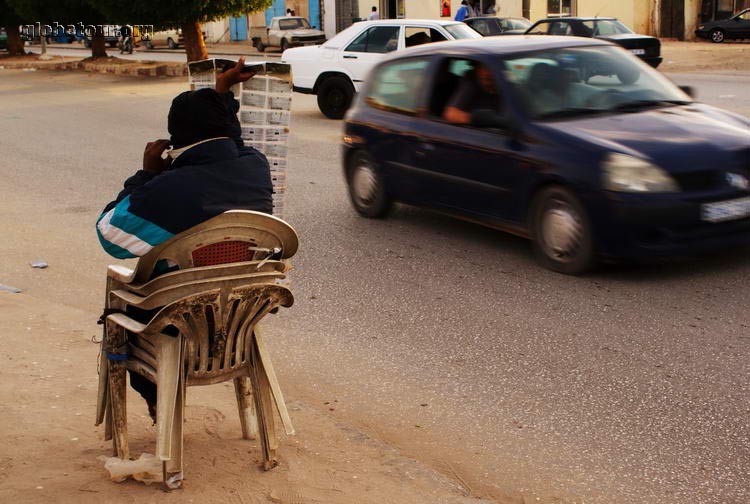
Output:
(454, 0), (471, 21)
(368, 6), (380, 20)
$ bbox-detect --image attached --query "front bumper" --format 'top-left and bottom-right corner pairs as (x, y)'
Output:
(639, 55), (663, 68)
(694, 29), (711, 40)
(596, 191), (750, 259)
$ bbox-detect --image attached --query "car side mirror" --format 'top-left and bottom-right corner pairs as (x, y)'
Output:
(679, 85), (696, 98)
(471, 109), (512, 130)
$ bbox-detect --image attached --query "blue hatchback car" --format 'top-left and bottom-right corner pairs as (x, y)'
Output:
(342, 36), (750, 274)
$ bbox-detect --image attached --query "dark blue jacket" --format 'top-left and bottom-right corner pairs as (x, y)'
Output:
(96, 93), (273, 258)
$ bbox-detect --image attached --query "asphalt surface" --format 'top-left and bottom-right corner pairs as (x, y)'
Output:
(0, 68), (748, 504)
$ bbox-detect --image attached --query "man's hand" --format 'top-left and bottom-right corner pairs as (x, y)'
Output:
(143, 139), (172, 173)
(216, 56), (257, 94)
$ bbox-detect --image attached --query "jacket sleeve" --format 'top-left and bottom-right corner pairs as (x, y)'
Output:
(96, 171), (175, 259)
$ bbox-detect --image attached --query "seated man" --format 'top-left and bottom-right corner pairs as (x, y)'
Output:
(96, 58), (272, 416)
(442, 63), (500, 125)
(97, 58), (272, 260)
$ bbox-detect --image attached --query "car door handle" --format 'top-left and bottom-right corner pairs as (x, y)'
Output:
(343, 55), (358, 59)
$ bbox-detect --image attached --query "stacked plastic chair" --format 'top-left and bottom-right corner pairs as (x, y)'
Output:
(95, 210), (299, 488)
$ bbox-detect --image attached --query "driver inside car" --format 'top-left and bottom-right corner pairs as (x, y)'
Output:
(442, 63), (501, 125)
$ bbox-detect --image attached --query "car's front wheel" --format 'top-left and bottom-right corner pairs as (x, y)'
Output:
(530, 186), (594, 275)
(346, 151), (391, 218)
(710, 28), (725, 43)
(317, 75), (354, 119)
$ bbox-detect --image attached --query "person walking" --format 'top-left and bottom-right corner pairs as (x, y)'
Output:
(368, 6), (380, 20)
(454, 0), (471, 21)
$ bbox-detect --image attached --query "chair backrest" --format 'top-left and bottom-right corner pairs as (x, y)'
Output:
(131, 210), (299, 284)
(143, 283), (294, 385)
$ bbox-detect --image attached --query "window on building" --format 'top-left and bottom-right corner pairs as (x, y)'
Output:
(345, 26), (401, 53)
(547, 0), (575, 17)
(366, 58), (431, 114)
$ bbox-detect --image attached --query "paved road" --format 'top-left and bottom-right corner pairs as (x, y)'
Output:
(0, 69), (748, 504)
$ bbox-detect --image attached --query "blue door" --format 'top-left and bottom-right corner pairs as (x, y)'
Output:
(265, 0), (286, 26)
(229, 17), (248, 41)
(308, 0), (321, 29)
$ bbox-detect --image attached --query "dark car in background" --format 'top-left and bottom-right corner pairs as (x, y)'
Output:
(695, 8), (750, 43)
(525, 17), (662, 68)
(464, 17), (531, 36)
(342, 36), (750, 274)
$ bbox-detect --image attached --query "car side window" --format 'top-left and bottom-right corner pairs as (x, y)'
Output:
(404, 27), (448, 47)
(366, 59), (431, 115)
(346, 26), (401, 53)
(549, 21), (572, 35)
(428, 58), (504, 124)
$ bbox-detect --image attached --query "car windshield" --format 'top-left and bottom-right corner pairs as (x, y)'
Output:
(501, 45), (691, 120)
(510, 18), (532, 30)
(583, 19), (634, 35)
(279, 18), (311, 30)
(444, 23), (483, 39)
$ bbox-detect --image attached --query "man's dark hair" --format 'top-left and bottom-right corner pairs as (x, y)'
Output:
(168, 88), (231, 149)
(372, 6), (377, 10)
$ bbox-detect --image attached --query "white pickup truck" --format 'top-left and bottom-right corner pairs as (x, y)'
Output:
(281, 19), (481, 119)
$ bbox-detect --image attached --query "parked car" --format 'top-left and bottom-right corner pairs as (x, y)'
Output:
(695, 8), (750, 43)
(282, 19), (481, 119)
(342, 36), (750, 274)
(525, 17), (662, 68)
(143, 29), (184, 49)
(464, 16), (531, 36)
(251, 16), (326, 53)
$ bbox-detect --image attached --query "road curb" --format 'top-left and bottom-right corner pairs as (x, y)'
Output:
(0, 59), (188, 77)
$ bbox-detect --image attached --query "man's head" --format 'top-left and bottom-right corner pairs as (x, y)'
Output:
(475, 65), (495, 94)
(167, 88), (231, 149)
(372, 6), (377, 11)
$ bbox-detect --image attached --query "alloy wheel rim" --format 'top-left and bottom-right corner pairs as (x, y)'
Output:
(540, 200), (583, 262)
(712, 31), (723, 42)
(352, 161), (378, 206)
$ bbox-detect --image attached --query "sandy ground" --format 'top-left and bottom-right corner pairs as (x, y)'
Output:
(0, 293), (488, 504)
(654, 40), (750, 72)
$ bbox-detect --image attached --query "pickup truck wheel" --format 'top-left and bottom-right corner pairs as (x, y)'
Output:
(280, 39), (289, 52)
(256, 40), (265, 52)
(317, 75), (354, 120)
(167, 38), (177, 49)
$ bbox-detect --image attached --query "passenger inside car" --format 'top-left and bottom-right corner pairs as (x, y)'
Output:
(441, 61), (501, 124)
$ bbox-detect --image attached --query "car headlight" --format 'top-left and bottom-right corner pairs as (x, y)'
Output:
(603, 153), (679, 193)
(698, 25), (705, 30)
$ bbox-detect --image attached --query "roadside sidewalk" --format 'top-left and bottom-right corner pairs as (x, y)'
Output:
(0, 292), (491, 504)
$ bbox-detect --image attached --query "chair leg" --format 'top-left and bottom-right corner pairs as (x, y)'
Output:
(108, 360), (129, 459)
(249, 339), (278, 470)
(155, 334), (182, 464)
(164, 371), (184, 488)
(254, 327), (295, 436)
(234, 376), (259, 440)
(95, 341), (109, 427)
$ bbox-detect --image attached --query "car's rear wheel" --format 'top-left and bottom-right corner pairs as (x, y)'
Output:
(346, 151), (391, 218)
(255, 39), (265, 52)
(530, 186), (594, 275)
(710, 28), (725, 43)
(317, 75), (354, 119)
(280, 39), (290, 52)
(167, 38), (177, 49)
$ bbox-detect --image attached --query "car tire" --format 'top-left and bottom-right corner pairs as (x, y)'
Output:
(109, 41), (117, 48)
(256, 40), (265, 52)
(145, 40), (153, 50)
(710, 28), (725, 43)
(317, 75), (354, 120)
(346, 151), (391, 218)
(167, 38), (177, 49)
(530, 186), (595, 275)
(281, 38), (289, 52)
